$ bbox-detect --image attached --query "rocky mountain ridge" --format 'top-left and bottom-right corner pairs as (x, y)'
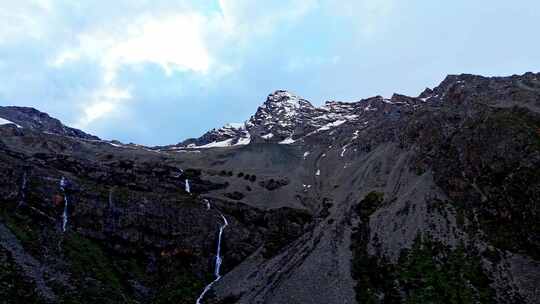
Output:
(168, 88), (429, 149)
(0, 72), (539, 304)
(0, 106), (99, 141)
(170, 71), (540, 150)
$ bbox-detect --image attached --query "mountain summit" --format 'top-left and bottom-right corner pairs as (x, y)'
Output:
(169, 88), (427, 149)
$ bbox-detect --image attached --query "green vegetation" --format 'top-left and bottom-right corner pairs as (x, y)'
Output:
(414, 166), (426, 176)
(0, 175), (208, 303)
(351, 234), (496, 303)
(489, 107), (540, 149)
(398, 236), (495, 304)
(63, 234), (122, 290)
(355, 191), (384, 221)
(350, 192), (495, 303)
(1, 211), (41, 255)
(450, 109), (540, 259)
(58, 230), (208, 304)
(1, 207), (135, 303)
(351, 191), (399, 303)
(411, 107), (540, 260)
(474, 164), (540, 259)
(154, 272), (208, 304)
(57, 233), (133, 304)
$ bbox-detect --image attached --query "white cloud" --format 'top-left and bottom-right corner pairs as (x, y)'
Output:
(0, 1), (52, 43)
(33, 0), (53, 12)
(48, 0), (321, 126)
(52, 0), (319, 77)
(323, 0), (395, 37)
(1, 0), (352, 131)
(75, 86), (132, 128)
(110, 14), (211, 75)
(286, 55), (340, 72)
(218, 0), (318, 41)
(53, 11), (219, 126)
(53, 12), (213, 79)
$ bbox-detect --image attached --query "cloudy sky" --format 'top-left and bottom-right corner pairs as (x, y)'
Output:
(1, 0), (539, 145)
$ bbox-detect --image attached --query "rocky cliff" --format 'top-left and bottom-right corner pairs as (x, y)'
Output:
(0, 72), (539, 304)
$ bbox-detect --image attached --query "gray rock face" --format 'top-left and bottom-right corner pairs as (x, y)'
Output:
(0, 72), (539, 304)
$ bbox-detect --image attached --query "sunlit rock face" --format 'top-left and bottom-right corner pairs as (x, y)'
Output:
(0, 72), (539, 304)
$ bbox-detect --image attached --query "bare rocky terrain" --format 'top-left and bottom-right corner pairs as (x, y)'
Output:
(0, 72), (539, 303)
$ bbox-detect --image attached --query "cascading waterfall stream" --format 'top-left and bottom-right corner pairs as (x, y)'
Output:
(59, 177), (69, 232)
(195, 201), (229, 304)
(213, 213), (228, 277)
(185, 179), (191, 193)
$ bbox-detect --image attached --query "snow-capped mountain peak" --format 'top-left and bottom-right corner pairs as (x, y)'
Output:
(264, 90), (313, 110)
(167, 88), (428, 150)
(253, 90), (314, 124)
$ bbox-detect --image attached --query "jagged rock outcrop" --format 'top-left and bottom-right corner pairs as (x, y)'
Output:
(0, 72), (539, 304)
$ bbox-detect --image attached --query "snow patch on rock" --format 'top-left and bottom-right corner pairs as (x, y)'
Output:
(199, 138), (234, 148)
(317, 120), (346, 131)
(279, 137), (296, 144)
(261, 133), (274, 140)
(0, 118), (22, 128)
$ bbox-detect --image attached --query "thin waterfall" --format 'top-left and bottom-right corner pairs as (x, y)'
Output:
(185, 179), (191, 193)
(60, 177), (69, 232)
(202, 199), (211, 210)
(213, 213), (228, 277)
(195, 202), (229, 304)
